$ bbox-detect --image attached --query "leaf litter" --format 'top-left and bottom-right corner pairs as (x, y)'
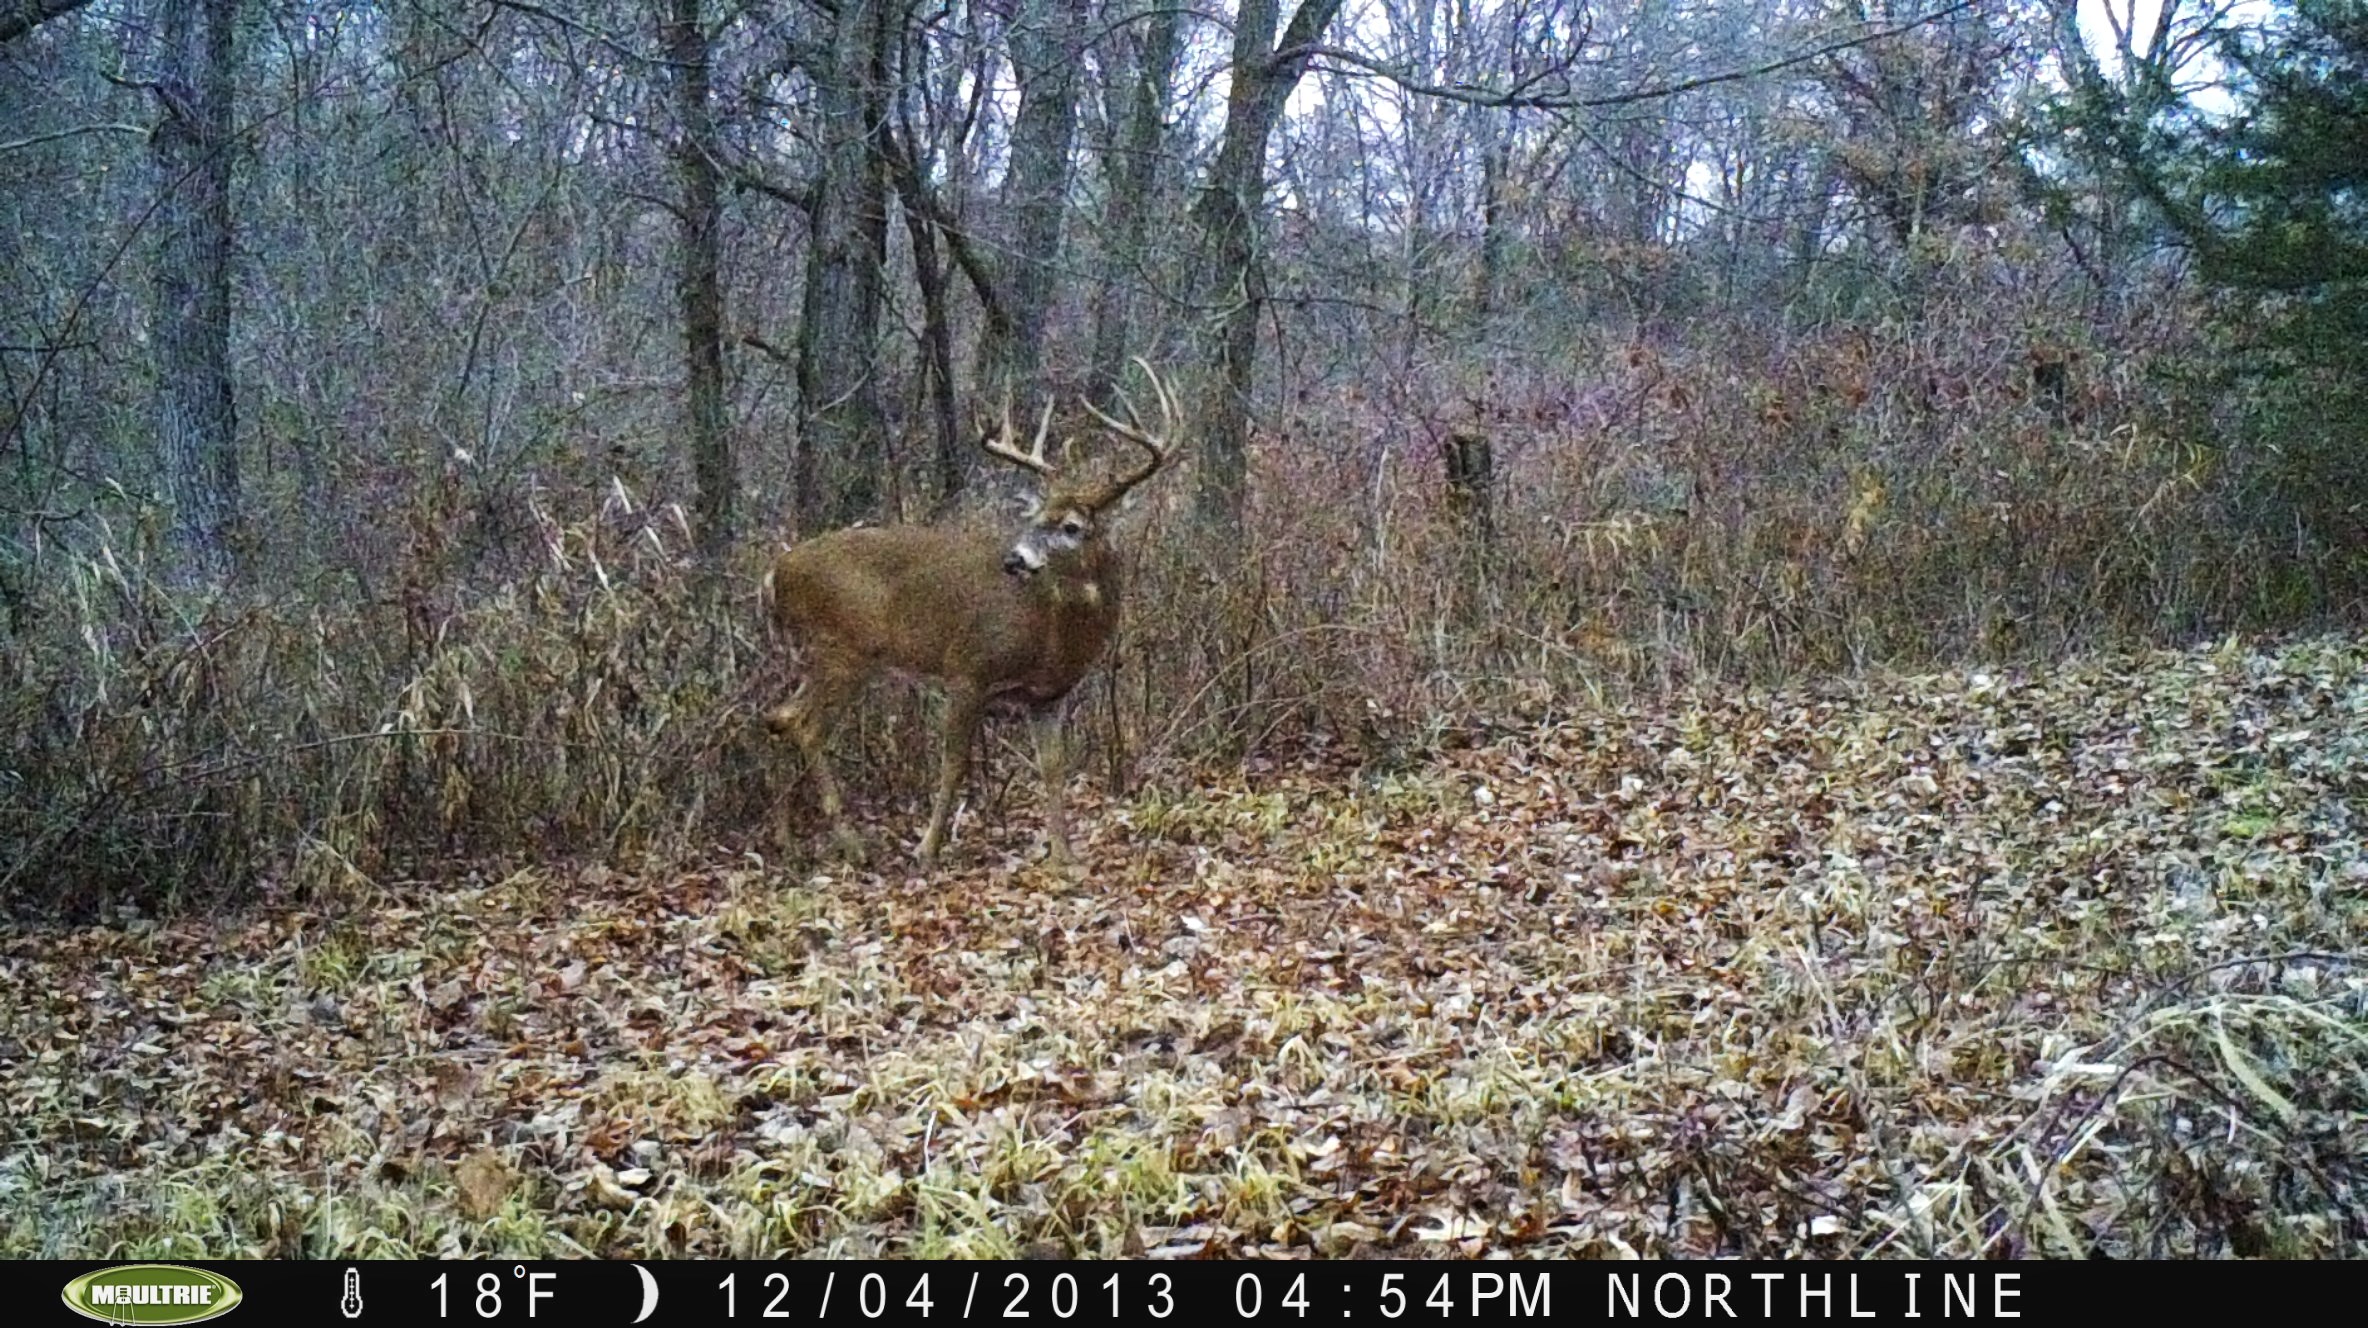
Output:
(2, 633), (2363, 1258)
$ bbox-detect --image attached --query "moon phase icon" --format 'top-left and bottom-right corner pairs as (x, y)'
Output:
(631, 1263), (660, 1323)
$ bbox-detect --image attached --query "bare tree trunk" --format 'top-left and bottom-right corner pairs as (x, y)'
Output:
(880, 112), (1013, 396)
(150, 0), (240, 578)
(1189, 0), (1346, 531)
(994, 0), (1086, 400)
(664, 0), (733, 563)
(1790, 153), (1837, 302)
(880, 28), (979, 504)
(384, 1), (454, 452)
(899, 192), (962, 504)
(1475, 122), (1510, 321)
(1086, 3), (1181, 405)
(796, 0), (893, 528)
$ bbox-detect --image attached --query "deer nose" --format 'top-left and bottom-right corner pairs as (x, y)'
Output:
(1003, 549), (1035, 577)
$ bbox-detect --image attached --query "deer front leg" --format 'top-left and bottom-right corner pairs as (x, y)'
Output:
(918, 686), (984, 866)
(1030, 705), (1078, 874)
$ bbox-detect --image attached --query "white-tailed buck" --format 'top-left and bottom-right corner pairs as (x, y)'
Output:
(765, 361), (1180, 869)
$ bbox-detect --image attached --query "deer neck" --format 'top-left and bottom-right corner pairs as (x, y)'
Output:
(1042, 571), (1108, 613)
(1017, 548), (1120, 665)
(1026, 543), (1117, 614)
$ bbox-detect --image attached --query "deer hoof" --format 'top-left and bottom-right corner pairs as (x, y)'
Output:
(763, 704), (798, 736)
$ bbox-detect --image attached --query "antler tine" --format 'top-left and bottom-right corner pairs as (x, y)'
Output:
(981, 393), (1060, 477)
(1079, 357), (1178, 496)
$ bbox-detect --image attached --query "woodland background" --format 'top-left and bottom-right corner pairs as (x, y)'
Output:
(1, 0), (2365, 1260)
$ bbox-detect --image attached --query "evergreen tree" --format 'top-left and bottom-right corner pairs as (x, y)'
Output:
(2076, 0), (2368, 588)
(2182, 0), (2368, 355)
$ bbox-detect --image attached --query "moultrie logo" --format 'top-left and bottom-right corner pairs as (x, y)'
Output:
(60, 1264), (244, 1325)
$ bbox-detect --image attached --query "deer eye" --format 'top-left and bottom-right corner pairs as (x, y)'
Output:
(1060, 517), (1086, 537)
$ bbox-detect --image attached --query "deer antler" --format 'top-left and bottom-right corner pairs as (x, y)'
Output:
(1079, 358), (1179, 500)
(982, 394), (1060, 477)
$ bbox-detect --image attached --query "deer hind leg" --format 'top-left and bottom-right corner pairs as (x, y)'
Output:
(767, 652), (865, 861)
(917, 686), (984, 867)
(1030, 706), (1079, 875)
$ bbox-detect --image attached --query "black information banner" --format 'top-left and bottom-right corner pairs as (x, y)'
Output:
(25, 1257), (2279, 1326)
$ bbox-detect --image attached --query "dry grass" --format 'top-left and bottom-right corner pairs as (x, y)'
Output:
(1, 304), (2355, 916)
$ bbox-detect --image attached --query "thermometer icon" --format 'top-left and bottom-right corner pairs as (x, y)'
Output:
(341, 1266), (364, 1318)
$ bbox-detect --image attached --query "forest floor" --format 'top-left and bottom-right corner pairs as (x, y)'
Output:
(4, 634), (2364, 1259)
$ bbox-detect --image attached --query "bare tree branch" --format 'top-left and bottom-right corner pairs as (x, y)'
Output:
(730, 164), (813, 211)
(487, 0), (653, 66)
(0, 122), (144, 154)
(1288, 0), (1985, 111)
(739, 332), (794, 364)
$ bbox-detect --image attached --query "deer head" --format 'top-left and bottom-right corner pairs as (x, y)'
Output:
(764, 360), (1179, 871)
(984, 369), (1177, 580)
